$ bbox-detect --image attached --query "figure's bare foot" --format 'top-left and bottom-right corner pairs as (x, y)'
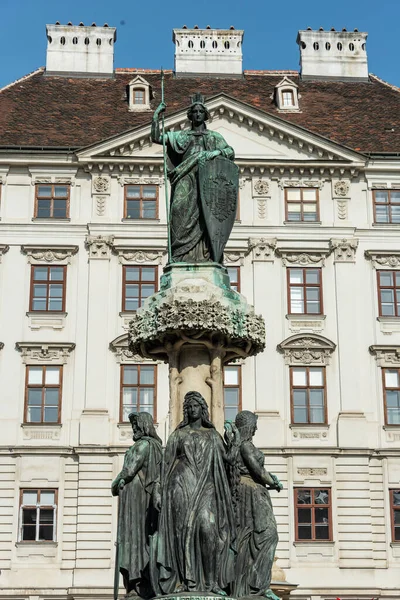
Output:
(264, 589), (280, 600)
(211, 585), (227, 596)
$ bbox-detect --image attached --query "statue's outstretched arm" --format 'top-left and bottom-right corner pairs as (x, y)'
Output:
(151, 102), (167, 144)
(111, 441), (149, 496)
(241, 441), (280, 489)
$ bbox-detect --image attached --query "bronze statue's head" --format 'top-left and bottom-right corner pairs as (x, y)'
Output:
(187, 92), (210, 124)
(178, 391), (214, 429)
(128, 411), (162, 444)
(235, 410), (258, 442)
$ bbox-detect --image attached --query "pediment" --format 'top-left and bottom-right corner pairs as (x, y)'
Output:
(77, 94), (366, 166)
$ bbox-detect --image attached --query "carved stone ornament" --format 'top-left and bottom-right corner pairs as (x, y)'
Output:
(297, 468), (327, 476)
(369, 345), (400, 367)
(329, 238), (358, 262)
(0, 342), (4, 351)
(0, 245), (9, 263)
(276, 247), (330, 267)
(333, 180), (350, 197)
(96, 196), (106, 216)
(116, 248), (165, 265)
(223, 251), (245, 265)
(365, 250), (400, 269)
(337, 199), (348, 220)
(31, 176), (75, 186)
(248, 238), (277, 262)
(277, 334), (336, 366)
(252, 179), (270, 196)
(109, 334), (155, 364)
(257, 198), (267, 219)
(86, 235), (115, 259)
(278, 179), (324, 190)
(118, 176), (163, 188)
(16, 342), (75, 364)
(92, 175), (110, 194)
(21, 245), (79, 265)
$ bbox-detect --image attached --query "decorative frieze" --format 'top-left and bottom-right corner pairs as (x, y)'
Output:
(365, 250), (400, 269)
(0, 245), (9, 263)
(330, 238), (358, 263)
(115, 247), (165, 265)
(223, 251), (245, 266)
(16, 342), (75, 364)
(248, 238), (277, 262)
(86, 235), (115, 259)
(22, 425), (61, 441)
(297, 467), (328, 476)
(369, 345), (400, 367)
(118, 176), (164, 187)
(277, 334), (336, 366)
(21, 245), (78, 265)
(278, 178), (324, 190)
(276, 246), (330, 267)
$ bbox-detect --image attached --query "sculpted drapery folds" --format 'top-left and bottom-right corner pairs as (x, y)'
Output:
(111, 412), (162, 599)
(229, 411), (283, 600)
(151, 93), (238, 264)
(151, 391), (240, 596)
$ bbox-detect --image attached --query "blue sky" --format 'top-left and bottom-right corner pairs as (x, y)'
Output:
(1, 0), (400, 88)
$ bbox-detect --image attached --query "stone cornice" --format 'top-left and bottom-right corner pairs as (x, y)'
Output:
(277, 334), (336, 366)
(16, 342), (76, 364)
(365, 250), (400, 269)
(369, 345), (400, 367)
(21, 244), (79, 264)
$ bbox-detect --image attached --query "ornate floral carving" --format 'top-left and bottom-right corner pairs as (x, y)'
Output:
(116, 248), (164, 265)
(248, 238), (277, 262)
(93, 176), (110, 194)
(22, 245), (78, 264)
(253, 179), (269, 196)
(276, 248), (329, 267)
(257, 198), (267, 219)
(365, 250), (400, 269)
(330, 238), (358, 262)
(86, 235), (115, 259)
(277, 334), (336, 366)
(337, 199), (348, 220)
(16, 342), (75, 364)
(96, 196), (106, 216)
(333, 180), (350, 197)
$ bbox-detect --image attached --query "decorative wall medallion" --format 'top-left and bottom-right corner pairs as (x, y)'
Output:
(86, 235), (115, 259)
(16, 342), (75, 365)
(277, 334), (336, 366)
(333, 180), (350, 197)
(330, 238), (358, 262)
(21, 245), (78, 265)
(248, 238), (277, 262)
(253, 179), (269, 196)
(93, 176), (110, 194)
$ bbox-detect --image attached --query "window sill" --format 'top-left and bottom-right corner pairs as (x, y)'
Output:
(290, 425), (329, 441)
(32, 218), (71, 223)
(16, 541), (57, 547)
(26, 311), (67, 331)
(289, 423), (329, 428)
(21, 424), (62, 442)
(284, 221), (322, 226)
(377, 316), (400, 334)
(121, 218), (160, 223)
(372, 223), (400, 228)
(293, 541), (334, 546)
(286, 314), (325, 332)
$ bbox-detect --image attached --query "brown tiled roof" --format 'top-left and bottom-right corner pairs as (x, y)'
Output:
(1, 68), (400, 154)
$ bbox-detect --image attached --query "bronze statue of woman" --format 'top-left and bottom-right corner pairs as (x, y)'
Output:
(111, 412), (163, 599)
(151, 94), (238, 264)
(229, 411), (283, 600)
(151, 391), (239, 596)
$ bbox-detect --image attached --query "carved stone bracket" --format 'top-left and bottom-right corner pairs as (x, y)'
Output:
(115, 247), (165, 265)
(92, 175), (110, 195)
(21, 245), (79, 265)
(16, 342), (75, 364)
(365, 250), (400, 269)
(0, 245), (9, 263)
(276, 247), (330, 267)
(277, 179), (325, 190)
(329, 238), (358, 263)
(369, 345), (400, 367)
(109, 333), (159, 364)
(86, 235), (115, 259)
(277, 334), (336, 366)
(248, 238), (277, 262)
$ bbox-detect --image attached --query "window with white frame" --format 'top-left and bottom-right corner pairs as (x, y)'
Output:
(19, 489), (57, 542)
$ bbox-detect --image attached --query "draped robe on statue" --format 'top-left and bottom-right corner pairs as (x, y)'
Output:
(165, 130), (235, 262)
(151, 426), (236, 594)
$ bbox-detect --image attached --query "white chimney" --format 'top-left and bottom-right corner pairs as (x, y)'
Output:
(46, 22), (117, 77)
(297, 28), (368, 81)
(173, 27), (244, 77)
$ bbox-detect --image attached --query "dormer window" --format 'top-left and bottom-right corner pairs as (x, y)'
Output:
(274, 76), (300, 111)
(128, 76), (151, 111)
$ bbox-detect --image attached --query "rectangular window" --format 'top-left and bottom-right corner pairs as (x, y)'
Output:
(373, 190), (400, 224)
(285, 188), (319, 222)
(282, 90), (295, 107)
(390, 489), (400, 542)
(124, 185), (158, 219)
(35, 184), (69, 219)
(30, 265), (66, 312)
(134, 89), (145, 104)
(295, 488), (332, 541)
(227, 266), (240, 292)
(19, 489), (57, 542)
(382, 368), (400, 425)
(120, 364), (157, 422)
(24, 365), (62, 424)
(290, 366), (326, 424)
(377, 271), (400, 316)
(287, 268), (322, 315)
(223, 365), (242, 421)
(122, 266), (158, 312)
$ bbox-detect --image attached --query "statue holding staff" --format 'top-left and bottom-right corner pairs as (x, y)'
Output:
(151, 93), (239, 264)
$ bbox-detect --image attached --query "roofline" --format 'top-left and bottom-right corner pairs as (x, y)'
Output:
(0, 67), (44, 94)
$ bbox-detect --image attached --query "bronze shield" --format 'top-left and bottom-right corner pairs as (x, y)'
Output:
(198, 156), (239, 263)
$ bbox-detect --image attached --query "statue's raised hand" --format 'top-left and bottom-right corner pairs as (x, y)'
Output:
(154, 101), (167, 116)
(270, 473), (283, 492)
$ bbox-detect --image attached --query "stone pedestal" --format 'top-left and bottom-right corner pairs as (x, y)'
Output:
(129, 263), (265, 431)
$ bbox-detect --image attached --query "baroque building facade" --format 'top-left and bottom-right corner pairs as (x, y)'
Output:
(0, 22), (400, 600)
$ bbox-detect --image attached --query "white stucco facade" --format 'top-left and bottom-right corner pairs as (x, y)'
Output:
(0, 25), (400, 600)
